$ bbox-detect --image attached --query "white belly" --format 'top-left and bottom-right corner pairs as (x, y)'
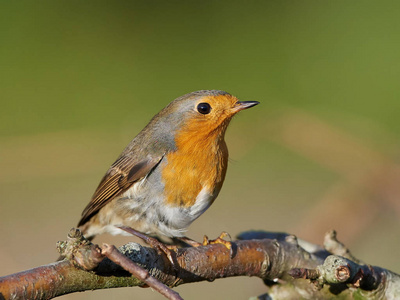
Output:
(87, 184), (214, 238)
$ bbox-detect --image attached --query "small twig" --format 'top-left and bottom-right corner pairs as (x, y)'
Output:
(101, 243), (183, 300)
(319, 255), (384, 290)
(323, 230), (361, 264)
(290, 255), (385, 290)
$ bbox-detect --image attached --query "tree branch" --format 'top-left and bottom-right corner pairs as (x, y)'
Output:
(0, 230), (399, 299)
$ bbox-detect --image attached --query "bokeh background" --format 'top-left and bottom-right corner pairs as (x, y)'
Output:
(1, 1), (400, 299)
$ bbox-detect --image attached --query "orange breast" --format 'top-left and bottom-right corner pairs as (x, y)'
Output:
(161, 118), (229, 207)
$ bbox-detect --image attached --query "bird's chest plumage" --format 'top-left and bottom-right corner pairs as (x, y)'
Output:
(161, 134), (228, 208)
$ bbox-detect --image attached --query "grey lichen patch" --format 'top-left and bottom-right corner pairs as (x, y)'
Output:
(119, 242), (151, 271)
(119, 242), (143, 261)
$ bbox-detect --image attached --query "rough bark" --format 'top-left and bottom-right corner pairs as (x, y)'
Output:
(0, 230), (399, 299)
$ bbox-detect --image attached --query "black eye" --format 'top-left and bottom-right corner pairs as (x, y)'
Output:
(197, 102), (212, 114)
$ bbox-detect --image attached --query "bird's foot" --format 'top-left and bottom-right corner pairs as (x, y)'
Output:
(203, 231), (233, 256)
(118, 226), (177, 267)
(177, 232), (234, 257)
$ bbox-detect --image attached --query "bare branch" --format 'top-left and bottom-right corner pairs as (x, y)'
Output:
(0, 230), (319, 299)
(1, 229), (400, 299)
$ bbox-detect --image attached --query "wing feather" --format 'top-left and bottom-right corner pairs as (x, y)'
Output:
(78, 155), (163, 227)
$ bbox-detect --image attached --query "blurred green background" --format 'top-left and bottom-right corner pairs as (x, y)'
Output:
(1, 1), (400, 299)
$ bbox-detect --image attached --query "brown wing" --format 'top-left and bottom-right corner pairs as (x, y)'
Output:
(78, 155), (163, 227)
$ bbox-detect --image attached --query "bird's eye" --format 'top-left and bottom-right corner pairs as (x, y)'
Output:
(197, 102), (212, 114)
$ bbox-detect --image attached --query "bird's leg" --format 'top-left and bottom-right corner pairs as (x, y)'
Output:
(118, 226), (177, 266)
(174, 236), (203, 247)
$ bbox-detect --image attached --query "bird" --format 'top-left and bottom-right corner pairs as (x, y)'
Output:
(77, 90), (259, 251)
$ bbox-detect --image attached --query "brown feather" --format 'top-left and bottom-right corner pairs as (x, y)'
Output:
(78, 155), (163, 227)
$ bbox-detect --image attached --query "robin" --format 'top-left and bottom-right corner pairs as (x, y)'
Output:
(77, 90), (259, 256)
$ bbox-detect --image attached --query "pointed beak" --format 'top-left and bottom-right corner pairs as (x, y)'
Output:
(233, 101), (260, 112)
